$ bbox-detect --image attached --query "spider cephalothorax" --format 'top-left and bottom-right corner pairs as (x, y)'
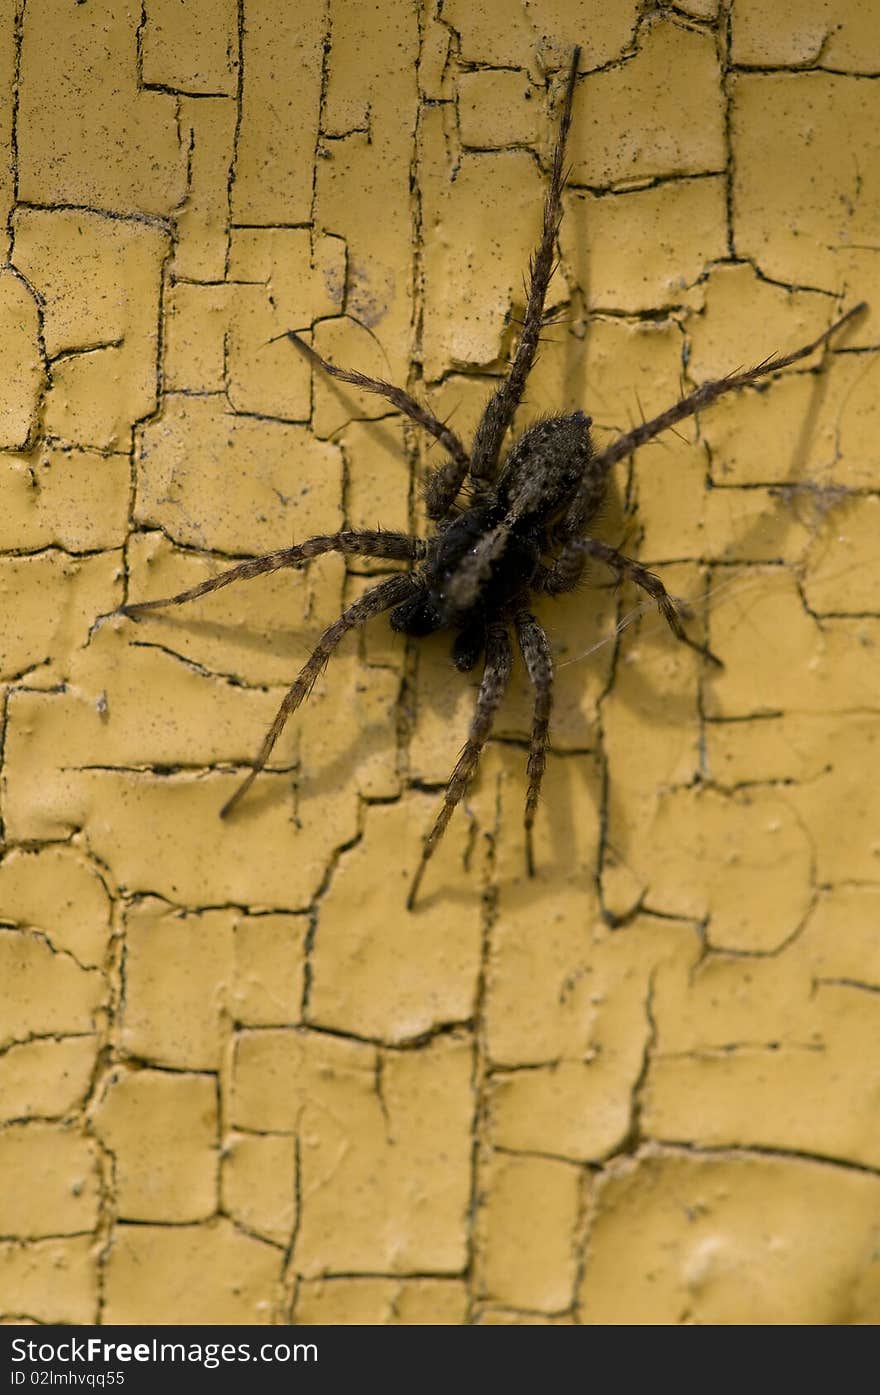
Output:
(119, 47), (863, 907)
(390, 411), (594, 667)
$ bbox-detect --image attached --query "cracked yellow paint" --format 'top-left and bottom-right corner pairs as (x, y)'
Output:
(1, 0), (879, 1329)
(141, 0), (238, 96)
(441, 0), (638, 72)
(1, 929), (105, 1047)
(579, 1150), (880, 1324)
(103, 1221), (278, 1324)
(13, 208), (168, 450)
(18, 0), (185, 216)
(295, 1277), (469, 1325)
(0, 270), (41, 448)
(0, 1122), (99, 1238)
(164, 282), (230, 393)
(0, 1238), (96, 1326)
(1, 551), (120, 688)
(563, 177), (728, 313)
(459, 70), (541, 153)
(92, 1069), (218, 1223)
(0, 448), (130, 553)
(422, 134), (544, 376)
(232, 0), (324, 224)
(175, 97), (237, 281)
(805, 493), (880, 612)
(136, 400), (343, 551)
(476, 1153), (581, 1312)
(0, 843), (110, 964)
(222, 1133), (297, 1247)
(231, 1029), (472, 1276)
(571, 18), (725, 184)
(732, 0), (880, 78)
(0, 1037), (95, 1124)
(732, 71), (880, 344)
(488, 916), (699, 1159)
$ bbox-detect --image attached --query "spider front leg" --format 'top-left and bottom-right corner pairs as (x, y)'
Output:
(514, 611), (554, 877)
(408, 623), (513, 910)
(540, 537), (723, 667)
(469, 47), (581, 481)
(287, 330), (471, 496)
(571, 302), (866, 508)
(543, 305), (865, 668)
(118, 530), (426, 617)
(221, 572), (420, 819)
(288, 330), (477, 525)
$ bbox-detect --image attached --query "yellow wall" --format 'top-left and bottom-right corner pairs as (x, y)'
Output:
(1, 0), (879, 1325)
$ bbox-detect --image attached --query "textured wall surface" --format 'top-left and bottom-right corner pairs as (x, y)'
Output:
(1, 0), (879, 1326)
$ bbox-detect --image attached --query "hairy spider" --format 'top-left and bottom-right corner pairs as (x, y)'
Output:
(120, 47), (863, 908)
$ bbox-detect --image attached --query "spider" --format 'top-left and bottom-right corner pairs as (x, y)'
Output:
(120, 47), (863, 909)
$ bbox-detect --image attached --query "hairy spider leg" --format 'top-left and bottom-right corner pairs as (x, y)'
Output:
(220, 572), (420, 819)
(287, 329), (470, 470)
(539, 537), (722, 665)
(408, 623), (513, 910)
(286, 329), (477, 528)
(434, 47), (583, 608)
(466, 47), (581, 487)
(534, 302), (866, 661)
(119, 531), (427, 617)
(514, 611), (554, 877)
(563, 301), (866, 531)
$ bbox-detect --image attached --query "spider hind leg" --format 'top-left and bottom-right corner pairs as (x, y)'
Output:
(286, 328), (477, 528)
(514, 611), (554, 877)
(120, 530), (427, 618)
(221, 572), (420, 820)
(407, 623), (512, 910)
(543, 537), (722, 667)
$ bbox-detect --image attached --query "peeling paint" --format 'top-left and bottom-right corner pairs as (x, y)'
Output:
(1, 0), (879, 1326)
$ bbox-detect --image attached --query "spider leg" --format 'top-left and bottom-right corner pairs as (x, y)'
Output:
(220, 572), (420, 819)
(567, 302), (866, 516)
(288, 330), (471, 477)
(514, 610), (554, 878)
(119, 531), (427, 617)
(407, 622), (512, 910)
(533, 547), (586, 597)
(468, 47), (581, 483)
(423, 450), (478, 521)
(542, 537), (723, 666)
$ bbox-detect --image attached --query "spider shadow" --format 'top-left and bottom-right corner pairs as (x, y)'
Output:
(582, 343), (860, 893)
(129, 610), (328, 663)
(581, 341), (853, 723)
(703, 347), (851, 557)
(119, 601), (396, 803)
